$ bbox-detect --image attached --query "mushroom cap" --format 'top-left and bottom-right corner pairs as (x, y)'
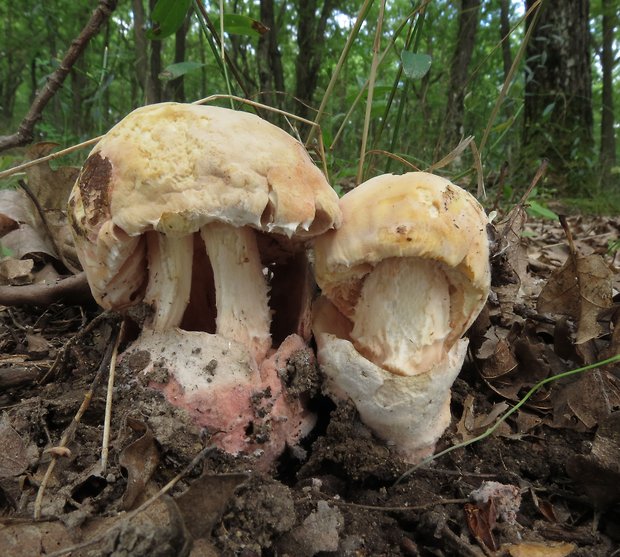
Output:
(68, 102), (341, 307)
(313, 172), (490, 347)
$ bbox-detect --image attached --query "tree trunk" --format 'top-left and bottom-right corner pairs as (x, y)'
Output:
(169, 13), (190, 102)
(523, 0), (594, 191)
(148, 0), (163, 103)
(294, 0), (335, 119)
(600, 0), (616, 180)
(132, 0), (149, 101)
(442, 0), (481, 152)
(257, 0), (285, 112)
(499, 0), (512, 81)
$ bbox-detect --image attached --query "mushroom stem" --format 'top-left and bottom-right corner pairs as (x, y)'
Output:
(200, 222), (271, 365)
(144, 232), (193, 331)
(350, 258), (451, 376)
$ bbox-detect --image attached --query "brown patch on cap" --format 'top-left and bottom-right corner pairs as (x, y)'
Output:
(77, 153), (112, 228)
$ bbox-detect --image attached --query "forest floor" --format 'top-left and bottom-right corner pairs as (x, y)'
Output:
(0, 213), (619, 557)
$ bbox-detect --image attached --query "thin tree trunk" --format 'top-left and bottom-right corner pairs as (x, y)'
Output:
(257, 0), (285, 112)
(294, 0), (335, 119)
(499, 0), (512, 82)
(442, 0), (481, 151)
(148, 0), (162, 103)
(170, 13), (190, 102)
(523, 0), (593, 191)
(132, 0), (149, 100)
(600, 0), (616, 179)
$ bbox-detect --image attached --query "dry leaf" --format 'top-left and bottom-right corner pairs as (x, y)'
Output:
(464, 501), (497, 551)
(175, 473), (248, 540)
(566, 411), (620, 510)
(25, 143), (79, 212)
(537, 254), (613, 344)
(0, 258), (34, 285)
(505, 541), (576, 557)
(553, 371), (620, 430)
(119, 418), (160, 510)
(0, 417), (29, 478)
(0, 522), (74, 557)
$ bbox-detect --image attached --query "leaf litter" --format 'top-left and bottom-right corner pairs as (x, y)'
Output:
(0, 158), (619, 555)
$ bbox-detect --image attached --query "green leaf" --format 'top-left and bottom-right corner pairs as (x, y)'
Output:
(147, 0), (192, 40)
(222, 14), (269, 37)
(401, 52), (432, 80)
(159, 61), (204, 81)
(527, 199), (558, 220)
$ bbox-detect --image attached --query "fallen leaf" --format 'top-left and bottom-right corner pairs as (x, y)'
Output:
(566, 411), (620, 509)
(537, 254), (613, 344)
(464, 501), (497, 551)
(505, 541), (576, 557)
(0, 522), (74, 557)
(25, 143), (79, 212)
(552, 371), (620, 430)
(0, 258), (34, 285)
(175, 473), (248, 540)
(119, 418), (160, 510)
(0, 416), (29, 478)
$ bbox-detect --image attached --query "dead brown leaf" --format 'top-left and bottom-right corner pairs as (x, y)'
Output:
(552, 371), (620, 430)
(0, 416), (29, 478)
(464, 501), (497, 551)
(537, 254), (613, 344)
(25, 143), (79, 212)
(175, 473), (248, 540)
(0, 521), (75, 557)
(566, 411), (620, 510)
(504, 540), (576, 557)
(119, 418), (160, 510)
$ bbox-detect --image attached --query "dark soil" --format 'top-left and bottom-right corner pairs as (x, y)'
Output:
(1, 298), (619, 557)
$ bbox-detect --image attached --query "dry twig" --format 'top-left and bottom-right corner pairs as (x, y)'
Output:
(33, 330), (118, 520)
(0, 0), (118, 152)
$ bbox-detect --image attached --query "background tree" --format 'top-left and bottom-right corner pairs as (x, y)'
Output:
(599, 0), (617, 182)
(441, 0), (481, 152)
(523, 0), (594, 191)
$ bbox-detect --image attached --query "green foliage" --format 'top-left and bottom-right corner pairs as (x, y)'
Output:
(400, 51), (431, 79)
(0, 0), (618, 209)
(148, 0), (192, 39)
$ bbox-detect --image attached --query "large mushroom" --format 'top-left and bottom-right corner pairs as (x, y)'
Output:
(312, 172), (490, 463)
(68, 102), (342, 463)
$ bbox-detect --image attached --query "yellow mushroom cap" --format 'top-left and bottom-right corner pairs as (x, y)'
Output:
(68, 102), (342, 309)
(313, 171), (490, 354)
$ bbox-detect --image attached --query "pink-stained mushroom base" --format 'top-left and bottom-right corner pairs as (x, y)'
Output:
(123, 329), (316, 466)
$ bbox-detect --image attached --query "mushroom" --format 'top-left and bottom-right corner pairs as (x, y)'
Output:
(68, 102), (342, 463)
(312, 172), (490, 462)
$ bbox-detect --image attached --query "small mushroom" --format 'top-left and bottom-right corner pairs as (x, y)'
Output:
(312, 172), (490, 462)
(68, 103), (341, 463)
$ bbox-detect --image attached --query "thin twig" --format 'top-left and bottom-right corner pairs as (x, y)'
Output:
(357, 0), (385, 185)
(328, 496), (469, 512)
(46, 445), (217, 557)
(0, 272), (91, 307)
(396, 353), (620, 485)
(39, 311), (115, 384)
(100, 320), (125, 474)
(34, 331), (118, 520)
(0, 0), (118, 153)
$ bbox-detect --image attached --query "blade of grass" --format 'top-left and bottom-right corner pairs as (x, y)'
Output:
(330, 12), (412, 152)
(357, 0), (386, 185)
(306, 0), (375, 145)
(396, 352), (620, 485)
(478, 0), (543, 158)
(218, 0), (233, 108)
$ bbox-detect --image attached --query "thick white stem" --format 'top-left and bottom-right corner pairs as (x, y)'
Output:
(351, 258), (451, 376)
(144, 233), (193, 331)
(200, 222), (271, 365)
